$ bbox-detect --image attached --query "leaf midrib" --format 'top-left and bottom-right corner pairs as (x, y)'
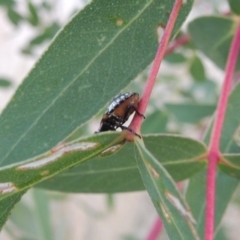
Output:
(136, 144), (186, 239)
(61, 165), (137, 176)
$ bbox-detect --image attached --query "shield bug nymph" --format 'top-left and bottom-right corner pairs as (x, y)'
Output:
(96, 92), (145, 137)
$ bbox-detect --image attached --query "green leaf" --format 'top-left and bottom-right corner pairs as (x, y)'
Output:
(0, 0), (15, 7)
(38, 141), (142, 193)
(29, 23), (60, 46)
(186, 169), (239, 239)
(0, 78), (12, 88)
(219, 154), (240, 178)
(189, 56), (206, 82)
(31, 189), (53, 240)
(0, 0), (193, 167)
(144, 135), (207, 181)
(141, 111), (168, 134)
(3, 189), (54, 239)
(0, 192), (26, 230)
(27, 1), (39, 26)
(186, 83), (240, 237)
(188, 80), (218, 103)
(166, 103), (216, 123)
(188, 16), (240, 71)
(22, 23), (60, 55)
(38, 135), (207, 193)
(0, 133), (122, 200)
(220, 83), (240, 153)
(134, 138), (200, 240)
(164, 52), (186, 64)
(214, 227), (228, 240)
(228, 0), (240, 15)
(7, 8), (22, 26)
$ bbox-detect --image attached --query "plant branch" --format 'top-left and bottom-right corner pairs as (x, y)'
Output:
(165, 34), (190, 55)
(205, 21), (240, 240)
(125, 0), (183, 140)
(146, 217), (163, 240)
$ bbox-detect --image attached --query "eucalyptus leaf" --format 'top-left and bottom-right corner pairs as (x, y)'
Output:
(166, 103), (216, 123)
(186, 169), (239, 239)
(29, 23), (60, 46)
(188, 16), (240, 70)
(31, 189), (53, 240)
(7, 8), (22, 26)
(0, 0), (193, 168)
(141, 111), (168, 134)
(0, 192), (26, 230)
(228, 0), (240, 15)
(38, 135), (207, 193)
(164, 52), (186, 64)
(27, 2), (39, 26)
(6, 191), (41, 238)
(0, 133), (122, 201)
(134, 138), (200, 240)
(214, 227), (228, 240)
(0, 78), (12, 88)
(189, 56), (206, 82)
(0, 0), (15, 7)
(220, 83), (240, 153)
(219, 154), (240, 178)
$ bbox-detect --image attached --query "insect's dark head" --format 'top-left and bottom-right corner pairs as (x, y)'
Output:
(97, 121), (115, 132)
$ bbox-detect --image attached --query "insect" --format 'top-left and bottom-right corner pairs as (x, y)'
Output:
(96, 92), (144, 137)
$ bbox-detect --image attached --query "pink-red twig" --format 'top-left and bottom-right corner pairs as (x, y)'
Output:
(165, 34), (190, 55)
(126, 0), (183, 140)
(146, 218), (163, 240)
(205, 21), (240, 240)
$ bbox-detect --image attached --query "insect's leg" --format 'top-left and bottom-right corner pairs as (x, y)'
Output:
(119, 125), (141, 138)
(127, 105), (145, 119)
(95, 120), (116, 133)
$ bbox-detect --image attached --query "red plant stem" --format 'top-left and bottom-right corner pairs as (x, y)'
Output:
(146, 217), (163, 240)
(205, 21), (240, 240)
(128, 0), (183, 136)
(165, 34), (190, 55)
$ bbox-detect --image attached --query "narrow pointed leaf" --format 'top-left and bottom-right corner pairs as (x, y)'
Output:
(134, 138), (199, 240)
(31, 189), (53, 240)
(0, 192), (26, 230)
(38, 135), (207, 193)
(0, 133), (121, 201)
(0, 0), (193, 167)
(3, 189), (55, 239)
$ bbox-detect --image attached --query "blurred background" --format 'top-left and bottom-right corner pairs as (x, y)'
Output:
(1, 0), (240, 239)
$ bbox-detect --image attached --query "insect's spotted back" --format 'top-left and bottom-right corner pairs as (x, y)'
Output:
(106, 92), (135, 114)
